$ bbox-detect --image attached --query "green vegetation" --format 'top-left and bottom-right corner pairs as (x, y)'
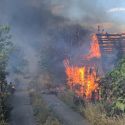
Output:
(0, 25), (13, 125)
(82, 103), (125, 125)
(100, 58), (125, 116)
(58, 89), (125, 125)
(58, 57), (125, 125)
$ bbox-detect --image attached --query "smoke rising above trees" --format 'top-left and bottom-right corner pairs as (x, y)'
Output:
(0, 0), (123, 83)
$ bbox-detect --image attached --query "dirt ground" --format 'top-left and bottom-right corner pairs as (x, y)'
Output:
(42, 94), (90, 125)
(10, 82), (36, 125)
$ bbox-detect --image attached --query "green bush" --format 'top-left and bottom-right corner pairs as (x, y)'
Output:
(0, 25), (13, 124)
(100, 58), (125, 115)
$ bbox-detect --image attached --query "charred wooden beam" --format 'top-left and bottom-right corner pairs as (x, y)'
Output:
(96, 33), (122, 36)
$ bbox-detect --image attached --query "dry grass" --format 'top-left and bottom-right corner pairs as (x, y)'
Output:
(44, 116), (61, 125)
(58, 88), (125, 125)
(58, 89), (75, 108)
(81, 103), (125, 125)
(0, 120), (8, 125)
(29, 91), (62, 125)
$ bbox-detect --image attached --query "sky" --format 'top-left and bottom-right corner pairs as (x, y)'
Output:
(100, 0), (125, 23)
(46, 0), (125, 32)
(1, 0), (125, 32)
(92, 0), (125, 31)
(38, 0), (125, 32)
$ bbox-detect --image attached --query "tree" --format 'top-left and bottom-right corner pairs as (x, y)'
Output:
(0, 25), (13, 83)
(100, 58), (125, 115)
(0, 25), (13, 123)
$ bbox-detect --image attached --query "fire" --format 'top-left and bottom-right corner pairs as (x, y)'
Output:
(64, 59), (85, 87)
(86, 34), (101, 59)
(64, 59), (99, 99)
(63, 33), (101, 100)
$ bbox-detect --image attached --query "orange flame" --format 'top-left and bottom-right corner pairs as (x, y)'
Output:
(86, 34), (101, 59)
(64, 33), (101, 100)
(64, 59), (99, 99)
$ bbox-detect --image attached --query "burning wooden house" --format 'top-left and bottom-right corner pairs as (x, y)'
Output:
(64, 31), (125, 101)
(97, 33), (125, 72)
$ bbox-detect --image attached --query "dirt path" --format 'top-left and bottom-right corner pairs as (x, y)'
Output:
(42, 94), (90, 125)
(10, 83), (36, 125)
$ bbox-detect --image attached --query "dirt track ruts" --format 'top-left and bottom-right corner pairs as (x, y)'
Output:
(10, 83), (36, 125)
(42, 94), (90, 125)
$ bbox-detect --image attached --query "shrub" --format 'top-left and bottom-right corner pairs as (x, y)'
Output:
(100, 58), (125, 115)
(82, 103), (125, 125)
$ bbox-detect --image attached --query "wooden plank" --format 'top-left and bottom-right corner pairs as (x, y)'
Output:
(98, 38), (122, 41)
(96, 33), (122, 36)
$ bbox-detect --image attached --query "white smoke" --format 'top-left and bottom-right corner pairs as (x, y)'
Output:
(108, 8), (125, 13)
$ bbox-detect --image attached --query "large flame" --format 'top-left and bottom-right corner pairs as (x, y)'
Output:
(86, 34), (101, 59)
(64, 59), (99, 99)
(64, 33), (101, 100)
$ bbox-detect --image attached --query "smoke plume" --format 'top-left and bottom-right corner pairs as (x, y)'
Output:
(0, 0), (121, 83)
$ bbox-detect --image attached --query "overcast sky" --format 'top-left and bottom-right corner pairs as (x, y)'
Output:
(0, 0), (125, 32)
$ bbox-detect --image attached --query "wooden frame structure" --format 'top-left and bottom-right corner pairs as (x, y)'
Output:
(96, 33), (125, 72)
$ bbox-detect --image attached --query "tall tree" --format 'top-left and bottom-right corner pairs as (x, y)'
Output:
(0, 25), (13, 87)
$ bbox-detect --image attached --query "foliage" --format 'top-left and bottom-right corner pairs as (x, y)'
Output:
(0, 25), (13, 82)
(100, 58), (125, 115)
(82, 103), (125, 125)
(0, 25), (13, 90)
(0, 88), (12, 123)
(0, 25), (13, 124)
(0, 120), (8, 125)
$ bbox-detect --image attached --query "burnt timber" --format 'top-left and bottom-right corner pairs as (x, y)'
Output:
(96, 33), (125, 72)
